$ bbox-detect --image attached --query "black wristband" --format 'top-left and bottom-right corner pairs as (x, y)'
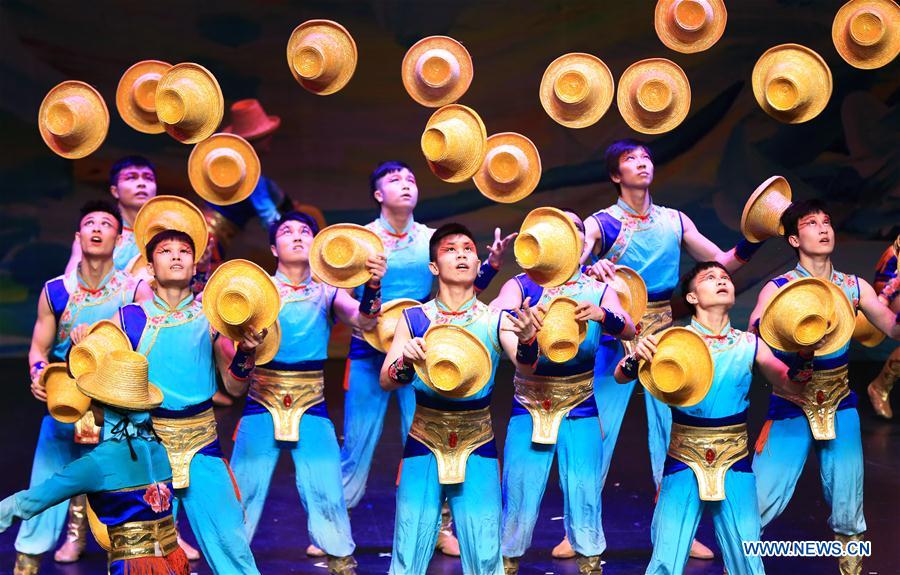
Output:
(621, 354), (640, 380)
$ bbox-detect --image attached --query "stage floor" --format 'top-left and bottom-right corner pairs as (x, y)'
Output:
(1, 357), (897, 574)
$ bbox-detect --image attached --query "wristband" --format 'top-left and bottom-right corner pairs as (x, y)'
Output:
(734, 238), (764, 263)
(621, 354), (640, 381)
(516, 336), (539, 366)
(599, 307), (626, 336)
(229, 348), (256, 380)
(474, 259), (499, 293)
(786, 353), (814, 384)
(388, 356), (415, 385)
(359, 282), (382, 316)
(30, 361), (48, 380)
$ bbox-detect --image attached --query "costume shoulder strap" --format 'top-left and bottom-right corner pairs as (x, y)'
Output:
(590, 211), (623, 258)
(45, 277), (70, 324)
(514, 273), (544, 305)
(403, 306), (431, 339)
(119, 304), (147, 351)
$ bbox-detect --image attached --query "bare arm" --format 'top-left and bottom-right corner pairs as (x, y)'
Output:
(213, 335), (246, 396)
(753, 337), (806, 404)
(747, 281), (778, 333)
(133, 280), (153, 303)
(858, 278), (900, 340)
(680, 213), (745, 273)
(580, 214), (602, 264)
(63, 236), (81, 275)
(597, 284), (636, 340)
(380, 318), (424, 392)
(333, 289), (376, 331)
(28, 293), (55, 400)
(489, 277), (523, 311)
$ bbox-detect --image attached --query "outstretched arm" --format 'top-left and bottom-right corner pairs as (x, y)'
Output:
(681, 213), (760, 272)
(28, 293), (56, 402)
(748, 281), (779, 334)
(489, 277), (523, 311)
(754, 337), (806, 405)
(858, 278), (900, 340)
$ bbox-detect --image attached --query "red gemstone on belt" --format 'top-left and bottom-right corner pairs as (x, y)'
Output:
(816, 390), (825, 404)
(283, 395), (292, 408)
(448, 432), (458, 448)
(542, 399), (552, 411)
(705, 449), (715, 464)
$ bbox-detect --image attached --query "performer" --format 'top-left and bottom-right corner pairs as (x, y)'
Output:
(1, 350), (189, 575)
(749, 200), (900, 575)
(574, 139), (761, 559)
(634, 261), (799, 575)
(381, 223), (538, 575)
(14, 200), (150, 575)
(867, 234), (899, 418)
(492, 209), (635, 574)
(226, 211), (385, 575)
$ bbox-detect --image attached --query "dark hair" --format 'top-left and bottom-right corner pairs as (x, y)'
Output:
(146, 230), (195, 262)
(369, 161), (412, 197)
(555, 207), (585, 233)
(604, 139), (652, 194)
(78, 200), (122, 233)
(268, 211), (320, 246)
(780, 198), (832, 243)
(680, 261), (729, 313)
(110, 155), (156, 188)
(429, 222), (477, 262)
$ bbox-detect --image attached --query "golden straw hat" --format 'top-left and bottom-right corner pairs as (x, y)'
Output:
(69, 320), (132, 379)
(473, 132), (541, 204)
(233, 318), (282, 365)
(537, 297), (588, 363)
(362, 298), (421, 353)
(817, 281), (856, 356)
(617, 58), (691, 134)
(38, 81), (109, 159)
(610, 266), (648, 325)
(287, 19), (358, 95)
(188, 133), (261, 206)
(752, 44), (832, 124)
(832, 0), (899, 69)
(740, 175), (793, 243)
(116, 60), (173, 134)
(852, 312), (886, 347)
(222, 98), (281, 141)
(539, 53), (614, 129)
(515, 207), (581, 287)
(155, 62), (224, 144)
(402, 36), (474, 107)
(421, 104), (487, 183)
(638, 327), (713, 406)
(655, 0), (727, 54)
(203, 259), (280, 343)
(86, 501), (111, 551)
(310, 224), (384, 288)
(42, 363), (91, 424)
(133, 195), (209, 261)
(413, 324), (491, 398)
(759, 277), (834, 352)
(76, 350), (163, 411)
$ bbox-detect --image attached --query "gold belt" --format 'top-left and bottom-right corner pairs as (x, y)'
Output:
(513, 370), (594, 445)
(409, 404), (493, 485)
(74, 411), (101, 445)
(108, 515), (179, 562)
(249, 368), (325, 442)
(775, 365), (850, 440)
(152, 408), (217, 489)
(623, 300), (673, 355)
(668, 422), (748, 501)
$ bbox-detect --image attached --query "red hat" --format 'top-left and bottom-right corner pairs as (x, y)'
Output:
(221, 99), (281, 141)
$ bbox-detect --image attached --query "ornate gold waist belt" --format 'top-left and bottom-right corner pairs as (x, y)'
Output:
(775, 365), (849, 441)
(514, 370), (594, 445)
(152, 408), (217, 489)
(108, 515), (178, 562)
(668, 422), (748, 501)
(74, 411), (101, 445)
(409, 404), (493, 485)
(624, 300), (673, 355)
(249, 368), (325, 442)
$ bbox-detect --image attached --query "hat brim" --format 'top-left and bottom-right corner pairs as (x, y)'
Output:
(42, 363), (90, 424)
(413, 324), (492, 398)
(740, 175), (792, 243)
(617, 58), (691, 134)
(157, 62), (224, 144)
(751, 44), (832, 124)
(852, 312), (887, 347)
(69, 320), (133, 379)
(134, 195), (210, 261)
(759, 277), (833, 352)
(189, 133), (261, 206)
(638, 327), (713, 407)
(116, 60), (172, 134)
(203, 259), (281, 342)
(539, 53), (614, 129)
(422, 104), (487, 183)
(287, 20), (358, 95)
(76, 372), (163, 411)
(310, 224), (384, 288)
(517, 207), (581, 287)
(473, 132), (542, 204)
(222, 115), (281, 140)
(39, 81), (109, 159)
(362, 298), (421, 353)
(654, 0), (727, 54)
(402, 35), (474, 108)
(832, 0), (900, 69)
(816, 281), (856, 356)
(612, 266), (648, 323)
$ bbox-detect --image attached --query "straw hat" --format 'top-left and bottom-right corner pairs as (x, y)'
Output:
(852, 312), (886, 347)
(617, 58), (691, 134)
(116, 60), (173, 134)
(188, 133), (261, 206)
(69, 320), (132, 379)
(38, 81), (109, 159)
(817, 281), (856, 356)
(133, 195), (209, 261)
(740, 175), (793, 243)
(638, 327), (713, 407)
(413, 324), (491, 398)
(514, 207), (581, 287)
(539, 53), (614, 128)
(654, 0), (727, 54)
(310, 224), (384, 288)
(287, 20), (357, 95)
(537, 297), (588, 363)
(473, 132), (541, 204)
(759, 277), (835, 352)
(76, 350), (163, 411)
(832, 0), (899, 69)
(421, 104), (487, 183)
(155, 63), (224, 144)
(609, 266), (648, 325)
(203, 259), (280, 343)
(402, 36), (473, 107)
(222, 98), (281, 141)
(363, 298), (421, 353)
(86, 502), (110, 551)
(42, 363), (91, 424)
(233, 318), (282, 365)
(752, 44), (832, 124)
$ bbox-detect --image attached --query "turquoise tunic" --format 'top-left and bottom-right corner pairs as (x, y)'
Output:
(270, 271), (337, 364)
(113, 227), (141, 271)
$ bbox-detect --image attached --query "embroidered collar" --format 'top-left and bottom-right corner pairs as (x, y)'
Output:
(691, 318), (732, 339)
(152, 292), (194, 313)
(617, 196), (654, 219)
(275, 270), (312, 290)
(76, 266), (115, 293)
(379, 215), (414, 237)
(793, 262), (836, 282)
(435, 295), (477, 315)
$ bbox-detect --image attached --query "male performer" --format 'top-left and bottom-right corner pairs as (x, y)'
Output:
(749, 200), (900, 575)
(867, 234), (899, 418)
(492, 210), (635, 574)
(631, 261), (800, 575)
(15, 200), (150, 575)
(381, 223), (538, 575)
(226, 212), (385, 575)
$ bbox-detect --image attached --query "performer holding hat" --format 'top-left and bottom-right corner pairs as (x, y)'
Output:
(866, 235), (899, 418)
(748, 200), (900, 575)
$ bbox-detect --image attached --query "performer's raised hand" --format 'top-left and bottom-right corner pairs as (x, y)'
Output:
(237, 325), (268, 353)
(503, 296), (542, 342)
(366, 253), (387, 285)
(486, 227), (517, 269)
(632, 333), (659, 363)
(586, 258), (616, 283)
(574, 301), (605, 323)
(30, 368), (48, 402)
(402, 336), (427, 364)
(69, 323), (91, 345)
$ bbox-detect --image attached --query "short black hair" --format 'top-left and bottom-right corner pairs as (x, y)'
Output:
(146, 230), (195, 262)
(604, 139), (652, 194)
(78, 200), (122, 233)
(110, 155), (156, 188)
(369, 161), (412, 196)
(781, 198), (832, 242)
(429, 222), (477, 262)
(268, 210), (320, 246)
(680, 261), (729, 314)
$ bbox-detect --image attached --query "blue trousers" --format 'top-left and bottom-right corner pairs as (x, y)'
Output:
(340, 355), (416, 508)
(501, 414), (605, 558)
(231, 411), (355, 557)
(753, 409), (866, 536)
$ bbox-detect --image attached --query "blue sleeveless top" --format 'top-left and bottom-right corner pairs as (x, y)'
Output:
(268, 272), (338, 365)
(112, 227), (141, 271)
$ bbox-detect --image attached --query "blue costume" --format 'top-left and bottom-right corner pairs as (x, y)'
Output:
(113, 226), (141, 272)
(647, 319), (764, 575)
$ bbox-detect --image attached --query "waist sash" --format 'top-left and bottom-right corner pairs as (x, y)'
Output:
(513, 370), (594, 444)
(623, 300), (673, 355)
(668, 421), (749, 501)
(408, 403), (493, 485)
(775, 365), (849, 440)
(249, 367), (325, 442)
(151, 407), (217, 489)
(108, 515), (178, 562)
